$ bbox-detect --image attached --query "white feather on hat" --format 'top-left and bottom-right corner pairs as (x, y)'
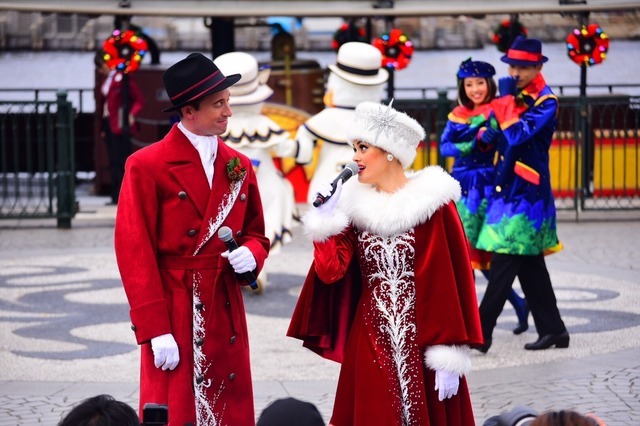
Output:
(347, 100), (426, 169)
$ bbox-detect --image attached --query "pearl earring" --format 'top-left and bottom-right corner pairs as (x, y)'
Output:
(387, 153), (394, 162)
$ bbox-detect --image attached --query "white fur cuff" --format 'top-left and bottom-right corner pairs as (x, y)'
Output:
(302, 208), (349, 242)
(424, 345), (472, 377)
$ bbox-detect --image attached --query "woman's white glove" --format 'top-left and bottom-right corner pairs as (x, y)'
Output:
(150, 333), (179, 371)
(221, 246), (257, 274)
(315, 178), (343, 216)
(435, 369), (459, 401)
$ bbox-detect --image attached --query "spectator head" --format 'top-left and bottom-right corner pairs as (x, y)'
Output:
(58, 394), (140, 426)
(257, 397), (325, 426)
(530, 410), (602, 426)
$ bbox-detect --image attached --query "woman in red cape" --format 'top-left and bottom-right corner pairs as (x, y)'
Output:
(288, 101), (484, 426)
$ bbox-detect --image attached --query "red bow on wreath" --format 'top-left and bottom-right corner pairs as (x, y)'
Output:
(566, 24), (609, 66)
(372, 28), (414, 71)
(102, 29), (148, 74)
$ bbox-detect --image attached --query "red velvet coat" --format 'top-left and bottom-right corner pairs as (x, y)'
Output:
(115, 124), (269, 426)
(288, 167), (483, 426)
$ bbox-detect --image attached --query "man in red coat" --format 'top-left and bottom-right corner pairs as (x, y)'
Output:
(115, 53), (270, 426)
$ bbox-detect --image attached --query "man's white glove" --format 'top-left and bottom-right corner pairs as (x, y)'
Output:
(221, 246), (257, 274)
(315, 178), (343, 216)
(435, 369), (459, 401)
(150, 333), (179, 371)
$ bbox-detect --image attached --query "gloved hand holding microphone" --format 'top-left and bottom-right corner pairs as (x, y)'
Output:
(312, 161), (358, 213)
(219, 226), (258, 289)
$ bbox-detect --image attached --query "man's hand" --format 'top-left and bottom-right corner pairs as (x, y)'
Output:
(221, 246), (257, 274)
(150, 333), (179, 371)
(498, 76), (519, 97)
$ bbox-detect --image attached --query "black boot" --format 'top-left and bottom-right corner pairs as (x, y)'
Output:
(524, 331), (570, 350)
(473, 336), (492, 354)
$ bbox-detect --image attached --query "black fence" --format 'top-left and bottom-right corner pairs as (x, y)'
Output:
(0, 91), (76, 228)
(1, 87), (638, 227)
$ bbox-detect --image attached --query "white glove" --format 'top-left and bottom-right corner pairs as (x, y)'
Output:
(150, 333), (179, 371)
(434, 369), (459, 401)
(315, 178), (343, 216)
(221, 245), (257, 274)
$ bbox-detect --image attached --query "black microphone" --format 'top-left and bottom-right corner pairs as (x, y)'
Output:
(313, 162), (359, 208)
(217, 226), (258, 290)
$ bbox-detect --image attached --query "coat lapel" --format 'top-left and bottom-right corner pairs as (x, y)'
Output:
(165, 125), (210, 218)
(194, 140), (246, 255)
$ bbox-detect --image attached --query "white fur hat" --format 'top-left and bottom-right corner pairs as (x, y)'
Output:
(214, 52), (273, 106)
(328, 42), (389, 86)
(347, 101), (426, 169)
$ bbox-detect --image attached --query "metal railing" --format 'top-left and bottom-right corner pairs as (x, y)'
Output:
(0, 87), (637, 226)
(0, 91), (76, 227)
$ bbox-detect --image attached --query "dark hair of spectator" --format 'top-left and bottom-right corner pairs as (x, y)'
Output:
(58, 394), (140, 426)
(530, 410), (600, 426)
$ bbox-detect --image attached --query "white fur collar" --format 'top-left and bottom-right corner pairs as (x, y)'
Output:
(339, 166), (460, 237)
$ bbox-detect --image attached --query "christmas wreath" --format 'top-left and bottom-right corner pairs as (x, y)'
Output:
(566, 24), (609, 66)
(102, 29), (148, 74)
(331, 22), (367, 51)
(493, 20), (528, 53)
(372, 28), (414, 71)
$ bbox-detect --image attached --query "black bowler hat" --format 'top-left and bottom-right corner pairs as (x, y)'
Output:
(162, 53), (241, 112)
(501, 36), (549, 66)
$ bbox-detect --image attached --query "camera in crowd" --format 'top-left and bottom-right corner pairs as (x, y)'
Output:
(142, 403), (169, 426)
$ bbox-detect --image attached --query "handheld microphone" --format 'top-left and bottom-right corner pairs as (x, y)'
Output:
(313, 162), (359, 208)
(217, 226), (258, 290)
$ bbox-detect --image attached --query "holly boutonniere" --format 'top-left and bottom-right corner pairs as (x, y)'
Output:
(226, 157), (247, 183)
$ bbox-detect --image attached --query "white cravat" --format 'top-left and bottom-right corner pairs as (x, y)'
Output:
(178, 122), (217, 188)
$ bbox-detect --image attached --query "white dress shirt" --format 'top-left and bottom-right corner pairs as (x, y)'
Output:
(178, 122), (217, 188)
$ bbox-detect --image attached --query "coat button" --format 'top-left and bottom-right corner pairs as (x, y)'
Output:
(195, 338), (204, 347)
(496, 185), (502, 193)
(240, 194), (247, 201)
(228, 373), (236, 381)
(195, 303), (204, 310)
(196, 375), (204, 384)
(130, 324), (136, 332)
(225, 301), (231, 308)
(188, 229), (197, 237)
(229, 335), (236, 344)
(235, 230), (241, 237)
(178, 191), (187, 200)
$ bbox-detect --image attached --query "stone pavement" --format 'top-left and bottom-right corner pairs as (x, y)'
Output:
(0, 185), (639, 425)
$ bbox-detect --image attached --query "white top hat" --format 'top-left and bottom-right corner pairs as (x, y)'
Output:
(328, 42), (389, 86)
(214, 52), (273, 106)
(347, 100), (426, 169)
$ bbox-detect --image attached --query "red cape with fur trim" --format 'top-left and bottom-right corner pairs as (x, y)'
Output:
(287, 201), (482, 362)
(288, 201), (482, 425)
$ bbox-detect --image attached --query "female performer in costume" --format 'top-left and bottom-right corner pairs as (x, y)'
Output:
(288, 101), (483, 426)
(440, 58), (529, 335)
